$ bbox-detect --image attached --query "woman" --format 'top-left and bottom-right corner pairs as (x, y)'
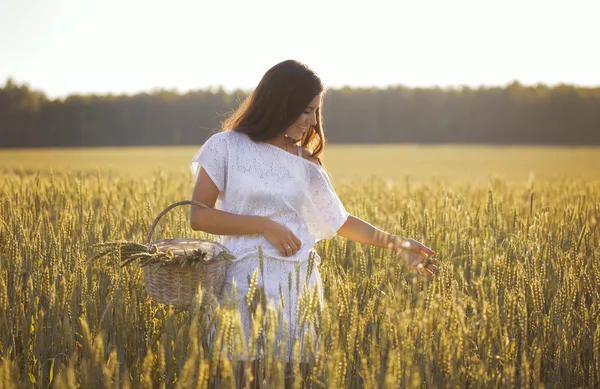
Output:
(189, 59), (437, 382)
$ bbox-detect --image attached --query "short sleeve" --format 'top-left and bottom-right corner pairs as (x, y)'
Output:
(190, 133), (229, 192)
(303, 165), (350, 241)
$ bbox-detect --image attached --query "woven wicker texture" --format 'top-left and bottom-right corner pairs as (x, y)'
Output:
(142, 200), (234, 308)
(142, 238), (232, 307)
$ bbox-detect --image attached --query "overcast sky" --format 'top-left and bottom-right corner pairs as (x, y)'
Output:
(1, 0), (599, 98)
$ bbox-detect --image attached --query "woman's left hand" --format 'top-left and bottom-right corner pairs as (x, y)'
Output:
(394, 238), (438, 276)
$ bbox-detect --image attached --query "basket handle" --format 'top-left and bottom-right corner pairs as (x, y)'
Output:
(146, 200), (209, 245)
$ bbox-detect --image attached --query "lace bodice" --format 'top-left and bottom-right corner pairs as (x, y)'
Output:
(190, 130), (349, 263)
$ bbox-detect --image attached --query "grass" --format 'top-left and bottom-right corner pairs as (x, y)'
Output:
(0, 145), (599, 388)
(2, 144), (600, 182)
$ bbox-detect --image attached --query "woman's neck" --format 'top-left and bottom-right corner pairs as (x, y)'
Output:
(266, 134), (297, 152)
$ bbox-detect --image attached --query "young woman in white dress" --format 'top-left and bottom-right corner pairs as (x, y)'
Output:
(189, 59), (437, 384)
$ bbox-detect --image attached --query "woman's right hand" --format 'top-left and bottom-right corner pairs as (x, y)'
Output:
(260, 218), (302, 257)
(394, 238), (437, 276)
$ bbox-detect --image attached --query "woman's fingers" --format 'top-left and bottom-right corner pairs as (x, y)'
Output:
(418, 244), (435, 257)
(287, 240), (299, 256)
(423, 256), (437, 267)
(410, 255), (438, 277)
(398, 239), (438, 276)
(400, 239), (435, 257)
(267, 226), (302, 257)
(278, 244), (288, 256)
(291, 235), (302, 248)
(280, 244), (292, 257)
(287, 233), (301, 256)
(424, 262), (437, 276)
(280, 238), (300, 257)
(406, 239), (434, 256)
(415, 262), (437, 277)
(422, 249), (435, 257)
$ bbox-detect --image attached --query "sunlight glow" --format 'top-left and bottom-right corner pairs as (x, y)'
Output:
(1, 0), (599, 97)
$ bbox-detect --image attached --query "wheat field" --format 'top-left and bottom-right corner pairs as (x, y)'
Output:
(1, 145), (599, 388)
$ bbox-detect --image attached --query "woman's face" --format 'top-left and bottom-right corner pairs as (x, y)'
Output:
(285, 93), (323, 142)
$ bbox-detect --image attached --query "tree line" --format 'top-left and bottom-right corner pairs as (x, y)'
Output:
(1, 78), (599, 148)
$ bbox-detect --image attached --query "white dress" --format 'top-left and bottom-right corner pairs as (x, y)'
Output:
(190, 130), (349, 361)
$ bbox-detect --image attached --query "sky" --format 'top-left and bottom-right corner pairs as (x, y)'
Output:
(1, 0), (599, 98)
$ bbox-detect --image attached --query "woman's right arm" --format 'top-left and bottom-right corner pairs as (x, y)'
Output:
(190, 167), (301, 256)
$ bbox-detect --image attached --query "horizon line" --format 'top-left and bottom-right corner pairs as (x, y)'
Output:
(3, 77), (600, 100)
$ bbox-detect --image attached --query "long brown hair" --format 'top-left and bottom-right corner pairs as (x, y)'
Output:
(222, 60), (327, 164)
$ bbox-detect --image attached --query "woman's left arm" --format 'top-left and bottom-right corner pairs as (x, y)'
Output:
(337, 215), (438, 276)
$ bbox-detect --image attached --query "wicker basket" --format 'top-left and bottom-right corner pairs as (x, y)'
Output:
(142, 200), (234, 308)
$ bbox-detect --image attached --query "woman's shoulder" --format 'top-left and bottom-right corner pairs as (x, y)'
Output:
(202, 130), (247, 149)
(204, 130), (237, 142)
